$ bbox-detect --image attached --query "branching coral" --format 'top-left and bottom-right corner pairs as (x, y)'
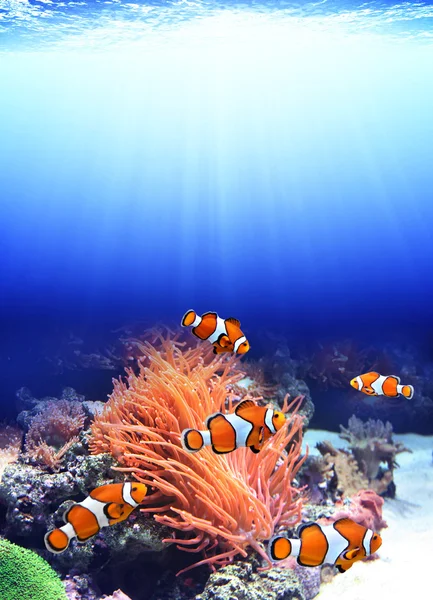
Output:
(25, 400), (85, 471)
(90, 331), (306, 573)
(314, 415), (411, 499)
(339, 415), (411, 495)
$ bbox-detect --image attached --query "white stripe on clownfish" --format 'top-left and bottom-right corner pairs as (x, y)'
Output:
(264, 408), (276, 434)
(362, 528), (373, 555)
(79, 496), (110, 530)
(207, 316), (228, 344)
(122, 482), (138, 509)
(207, 412), (254, 448)
(322, 524), (351, 564)
(233, 335), (247, 353)
(370, 375), (388, 395)
(191, 314), (202, 328)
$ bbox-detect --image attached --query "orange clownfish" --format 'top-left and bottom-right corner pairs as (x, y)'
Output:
(181, 399), (285, 454)
(44, 482), (147, 553)
(350, 372), (414, 399)
(269, 517), (382, 573)
(181, 310), (250, 355)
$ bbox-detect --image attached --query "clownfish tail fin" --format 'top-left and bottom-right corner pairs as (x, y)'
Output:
(181, 310), (197, 327)
(401, 384), (414, 399)
(268, 535), (293, 561)
(44, 527), (71, 554)
(181, 428), (205, 452)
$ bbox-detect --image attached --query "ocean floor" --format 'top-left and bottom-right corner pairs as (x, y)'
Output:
(302, 430), (433, 600)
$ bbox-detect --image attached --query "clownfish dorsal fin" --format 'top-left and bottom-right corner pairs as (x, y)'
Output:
(235, 399), (257, 417)
(205, 411), (225, 429)
(226, 317), (241, 328)
(391, 375), (401, 383)
(63, 502), (76, 524)
(297, 521), (317, 536)
(344, 547), (361, 561)
(297, 521), (324, 543)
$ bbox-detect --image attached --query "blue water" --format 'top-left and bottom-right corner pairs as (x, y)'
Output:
(1, 1), (433, 419)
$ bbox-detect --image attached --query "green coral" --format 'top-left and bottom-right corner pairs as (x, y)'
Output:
(0, 537), (67, 600)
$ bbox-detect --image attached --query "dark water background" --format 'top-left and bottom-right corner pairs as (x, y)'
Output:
(1, 0), (433, 428)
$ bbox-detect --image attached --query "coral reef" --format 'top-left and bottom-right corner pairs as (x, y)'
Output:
(0, 449), (117, 538)
(327, 489), (387, 533)
(0, 536), (67, 600)
(24, 399), (85, 471)
(308, 415), (410, 499)
(90, 332), (306, 573)
(339, 415), (411, 496)
(196, 560), (307, 600)
(0, 424), (22, 482)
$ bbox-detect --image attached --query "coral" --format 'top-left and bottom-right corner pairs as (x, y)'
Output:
(90, 332), (306, 573)
(327, 489), (387, 533)
(25, 400), (86, 471)
(0, 536), (67, 600)
(293, 564), (321, 600)
(315, 440), (369, 499)
(0, 451), (118, 538)
(0, 424), (22, 482)
(339, 415), (411, 496)
(312, 415), (411, 499)
(101, 592), (133, 600)
(297, 455), (335, 504)
(195, 560), (306, 600)
(63, 573), (99, 600)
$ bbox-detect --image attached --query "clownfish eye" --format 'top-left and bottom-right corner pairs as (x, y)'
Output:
(132, 487), (137, 491)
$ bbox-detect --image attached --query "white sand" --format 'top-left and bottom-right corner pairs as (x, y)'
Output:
(302, 430), (433, 600)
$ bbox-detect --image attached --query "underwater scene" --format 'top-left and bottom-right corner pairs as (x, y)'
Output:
(1, 1), (433, 599)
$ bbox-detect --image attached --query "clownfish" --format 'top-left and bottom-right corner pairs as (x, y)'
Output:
(181, 310), (250, 355)
(181, 399), (285, 454)
(350, 372), (414, 399)
(269, 518), (382, 573)
(44, 482), (147, 553)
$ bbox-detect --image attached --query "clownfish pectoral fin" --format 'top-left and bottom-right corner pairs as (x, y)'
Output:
(258, 426), (265, 444)
(217, 334), (231, 348)
(104, 502), (124, 520)
(213, 345), (227, 354)
(234, 399), (257, 417)
(226, 317), (241, 327)
(364, 386), (376, 395)
(344, 547), (361, 561)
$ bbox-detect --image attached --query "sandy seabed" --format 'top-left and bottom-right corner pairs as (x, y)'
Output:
(302, 430), (433, 600)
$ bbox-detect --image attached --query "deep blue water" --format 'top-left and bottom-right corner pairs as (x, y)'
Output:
(1, 1), (433, 424)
